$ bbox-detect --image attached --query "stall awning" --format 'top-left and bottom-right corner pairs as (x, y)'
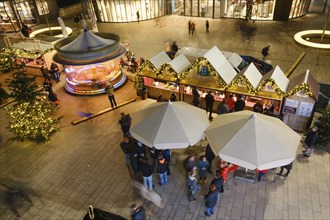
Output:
(168, 54), (190, 74)
(149, 51), (172, 69)
(227, 53), (243, 71)
(204, 46), (237, 85)
(286, 70), (320, 99)
(261, 65), (289, 93)
(175, 47), (209, 62)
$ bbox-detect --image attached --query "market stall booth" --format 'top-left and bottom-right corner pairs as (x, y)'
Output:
(282, 70), (320, 131)
(53, 30), (126, 95)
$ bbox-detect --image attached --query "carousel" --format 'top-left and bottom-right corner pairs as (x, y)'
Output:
(53, 29), (126, 95)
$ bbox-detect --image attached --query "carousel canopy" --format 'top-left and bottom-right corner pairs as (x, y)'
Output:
(53, 29), (125, 65)
(204, 46), (237, 85)
(261, 65), (289, 92)
(168, 54), (190, 74)
(286, 70), (320, 99)
(61, 29), (116, 52)
(149, 51), (172, 69)
(239, 63), (263, 89)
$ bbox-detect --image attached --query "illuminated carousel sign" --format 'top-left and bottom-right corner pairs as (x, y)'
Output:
(53, 29), (126, 95)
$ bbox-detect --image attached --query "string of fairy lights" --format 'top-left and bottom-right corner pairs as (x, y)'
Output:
(136, 56), (315, 98)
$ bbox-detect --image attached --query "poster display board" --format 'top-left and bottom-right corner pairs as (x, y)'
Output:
(283, 98), (299, 114)
(298, 102), (314, 117)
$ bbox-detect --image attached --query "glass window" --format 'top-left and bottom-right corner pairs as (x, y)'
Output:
(36, 0), (49, 15)
(290, 0), (309, 18)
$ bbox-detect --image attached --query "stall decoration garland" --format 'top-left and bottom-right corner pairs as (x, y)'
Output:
(256, 79), (285, 97)
(284, 83), (313, 98)
(135, 74), (145, 92)
(179, 57), (226, 88)
(228, 75), (257, 94)
(137, 60), (158, 76)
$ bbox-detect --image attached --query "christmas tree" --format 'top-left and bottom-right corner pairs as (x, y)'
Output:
(313, 106), (330, 148)
(5, 70), (62, 143)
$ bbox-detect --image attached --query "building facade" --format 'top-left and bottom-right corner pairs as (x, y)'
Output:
(0, 0), (58, 32)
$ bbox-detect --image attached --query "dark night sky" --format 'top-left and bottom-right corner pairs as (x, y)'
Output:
(56, 0), (81, 8)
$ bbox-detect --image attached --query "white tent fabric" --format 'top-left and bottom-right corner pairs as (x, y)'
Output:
(227, 53), (243, 70)
(149, 51), (172, 69)
(130, 101), (209, 149)
(205, 111), (301, 170)
(175, 47), (209, 58)
(204, 46), (237, 84)
(168, 54), (191, 74)
(61, 30), (115, 52)
(240, 63), (262, 88)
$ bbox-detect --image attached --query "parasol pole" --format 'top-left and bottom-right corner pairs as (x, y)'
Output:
(40, 1), (52, 36)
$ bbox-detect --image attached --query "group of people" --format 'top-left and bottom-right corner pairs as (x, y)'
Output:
(183, 145), (240, 217)
(41, 62), (61, 106)
(188, 20), (196, 35)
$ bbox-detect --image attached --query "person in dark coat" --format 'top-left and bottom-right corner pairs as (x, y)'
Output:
(217, 101), (229, 115)
(210, 170), (224, 202)
(186, 170), (200, 201)
(183, 155), (196, 173)
(276, 162), (293, 177)
(252, 101), (263, 113)
(156, 154), (168, 186)
(204, 184), (218, 216)
(129, 150), (140, 181)
(162, 149), (171, 176)
(234, 95), (245, 111)
(50, 62), (60, 83)
(131, 203), (145, 220)
(205, 144), (215, 173)
(170, 93), (177, 102)
(205, 91), (215, 120)
(262, 45), (270, 61)
(141, 158), (154, 191)
(303, 126), (318, 157)
(21, 23), (30, 38)
(192, 87), (200, 107)
(120, 136), (132, 166)
(119, 112), (132, 137)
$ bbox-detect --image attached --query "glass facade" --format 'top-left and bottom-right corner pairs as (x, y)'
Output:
(88, 0), (167, 22)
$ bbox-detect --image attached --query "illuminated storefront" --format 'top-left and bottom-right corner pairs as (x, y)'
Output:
(87, 0), (167, 22)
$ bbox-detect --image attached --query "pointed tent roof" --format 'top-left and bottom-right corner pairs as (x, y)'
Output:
(240, 63), (263, 89)
(204, 46), (237, 85)
(260, 65), (289, 93)
(175, 47), (209, 62)
(60, 29), (116, 52)
(286, 70), (320, 99)
(168, 54), (190, 74)
(53, 30), (125, 65)
(149, 51), (172, 69)
(227, 53), (243, 71)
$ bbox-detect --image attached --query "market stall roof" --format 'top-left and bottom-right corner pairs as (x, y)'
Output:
(240, 63), (263, 89)
(149, 51), (172, 69)
(168, 54), (190, 74)
(261, 65), (289, 93)
(204, 46), (237, 85)
(53, 30), (125, 65)
(175, 47), (209, 62)
(227, 53), (244, 71)
(286, 70), (320, 99)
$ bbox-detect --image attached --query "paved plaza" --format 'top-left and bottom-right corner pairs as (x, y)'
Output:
(0, 0), (329, 219)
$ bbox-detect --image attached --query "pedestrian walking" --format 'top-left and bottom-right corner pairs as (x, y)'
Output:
(191, 22), (196, 35)
(188, 20), (191, 35)
(156, 154), (168, 186)
(210, 170), (224, 202)
(276, 162), (293, 177)
(261, 45), (270, 61)
(198, 156), (209, 184)
(205, 20), (209, 33)
(186, 170), (201, 202)
(105, 82), (117, 108)
(205, 144), (215, 173)
(120, 136), (132, 166)
(141, 158), (154, 191)
(136, 10), (140, 23)
(119, 112), (132, 137)
(205, 91), (215, 120)
(303, 126), (318, 157)
(204, 184), (218, 217)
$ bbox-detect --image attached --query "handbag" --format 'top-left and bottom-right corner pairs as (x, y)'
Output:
(83, 205), (127, 220)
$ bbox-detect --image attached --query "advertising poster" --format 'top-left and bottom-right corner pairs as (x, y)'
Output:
(283, 98), (299, 114)
(298, 102), (314, 117)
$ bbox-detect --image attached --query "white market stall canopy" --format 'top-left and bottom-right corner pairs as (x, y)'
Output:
(168, 54), (191, 74)
(149, 51), (172, 69)
(175, 47), (209, 60)
(227, 53), (243, 71)
(239, 63), (263, 89)
(261, 65), (289, 93)
(203, 46), (237, 85)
